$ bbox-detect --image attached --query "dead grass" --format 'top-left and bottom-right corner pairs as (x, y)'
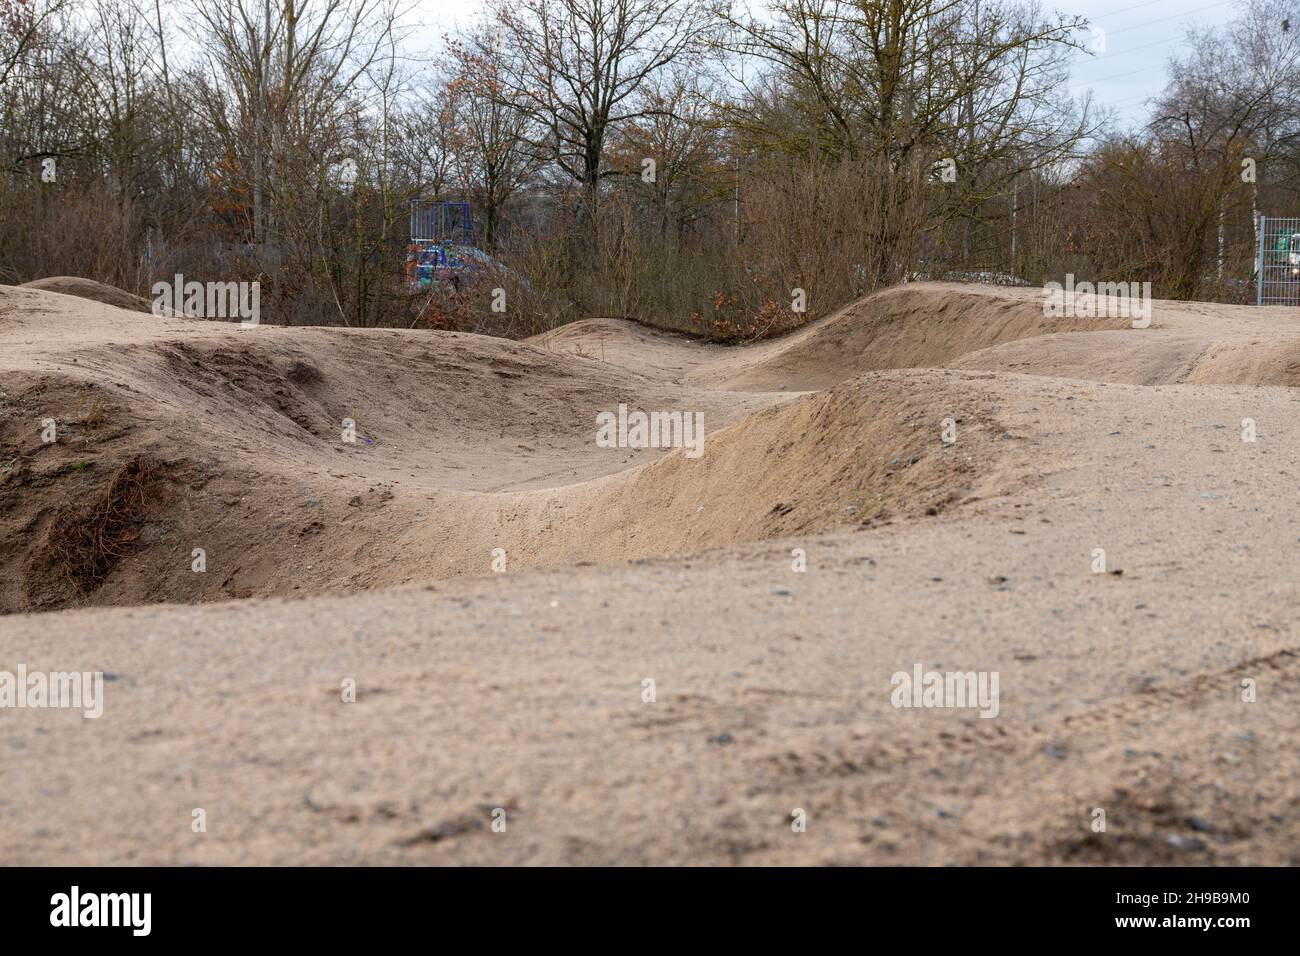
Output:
(80, 396), (111, 429)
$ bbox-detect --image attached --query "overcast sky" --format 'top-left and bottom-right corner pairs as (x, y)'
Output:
(405, 0), (1244, 130)
(1064, 0), (1240, 126)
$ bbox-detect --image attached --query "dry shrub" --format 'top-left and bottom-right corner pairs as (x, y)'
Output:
(740, 153), (928, 320)
(80, 396), (111, 430)
(0, 178), (144, 289)
(44, 455), (159, 592)
(432, 153), (928, 342)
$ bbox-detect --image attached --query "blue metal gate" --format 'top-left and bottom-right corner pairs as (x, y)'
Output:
(410, 200), (474, 243)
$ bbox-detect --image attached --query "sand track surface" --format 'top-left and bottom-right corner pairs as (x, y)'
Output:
(1, 280), (1298, 865)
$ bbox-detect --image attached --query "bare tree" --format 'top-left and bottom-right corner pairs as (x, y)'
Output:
(1, 0), (66, 89)
(392, 78), (459, 203)
(610, 67), (730, 240)
(1152, 0), (1300, 278)
(185, 0), (403, 244)
(488, 0), (715, 216)
(445, 31), (540, 250)
(719, 0), (1092, 276)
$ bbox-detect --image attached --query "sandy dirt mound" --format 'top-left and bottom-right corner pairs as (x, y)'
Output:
(951, 329), (1209, 384)
(3, 279), (1296, 613)
(570, 369), (1009, 548)
(531, 318), (725, 382)
(948, 297), (1300, 386)
(0, 293), (776, 611)
(19, 276), (153, 314)
(716, 284), (1133, 391)
(0, 358), (1010, 612)
(384, 369), (1016, 584)
(1182, 340), (1300, 387)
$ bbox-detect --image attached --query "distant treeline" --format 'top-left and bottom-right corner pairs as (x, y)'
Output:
(2, 0), (1299, 336)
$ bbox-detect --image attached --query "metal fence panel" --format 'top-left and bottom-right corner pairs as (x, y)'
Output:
(409, 200), (474, 243)
(1257, 216), (1300, 306)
